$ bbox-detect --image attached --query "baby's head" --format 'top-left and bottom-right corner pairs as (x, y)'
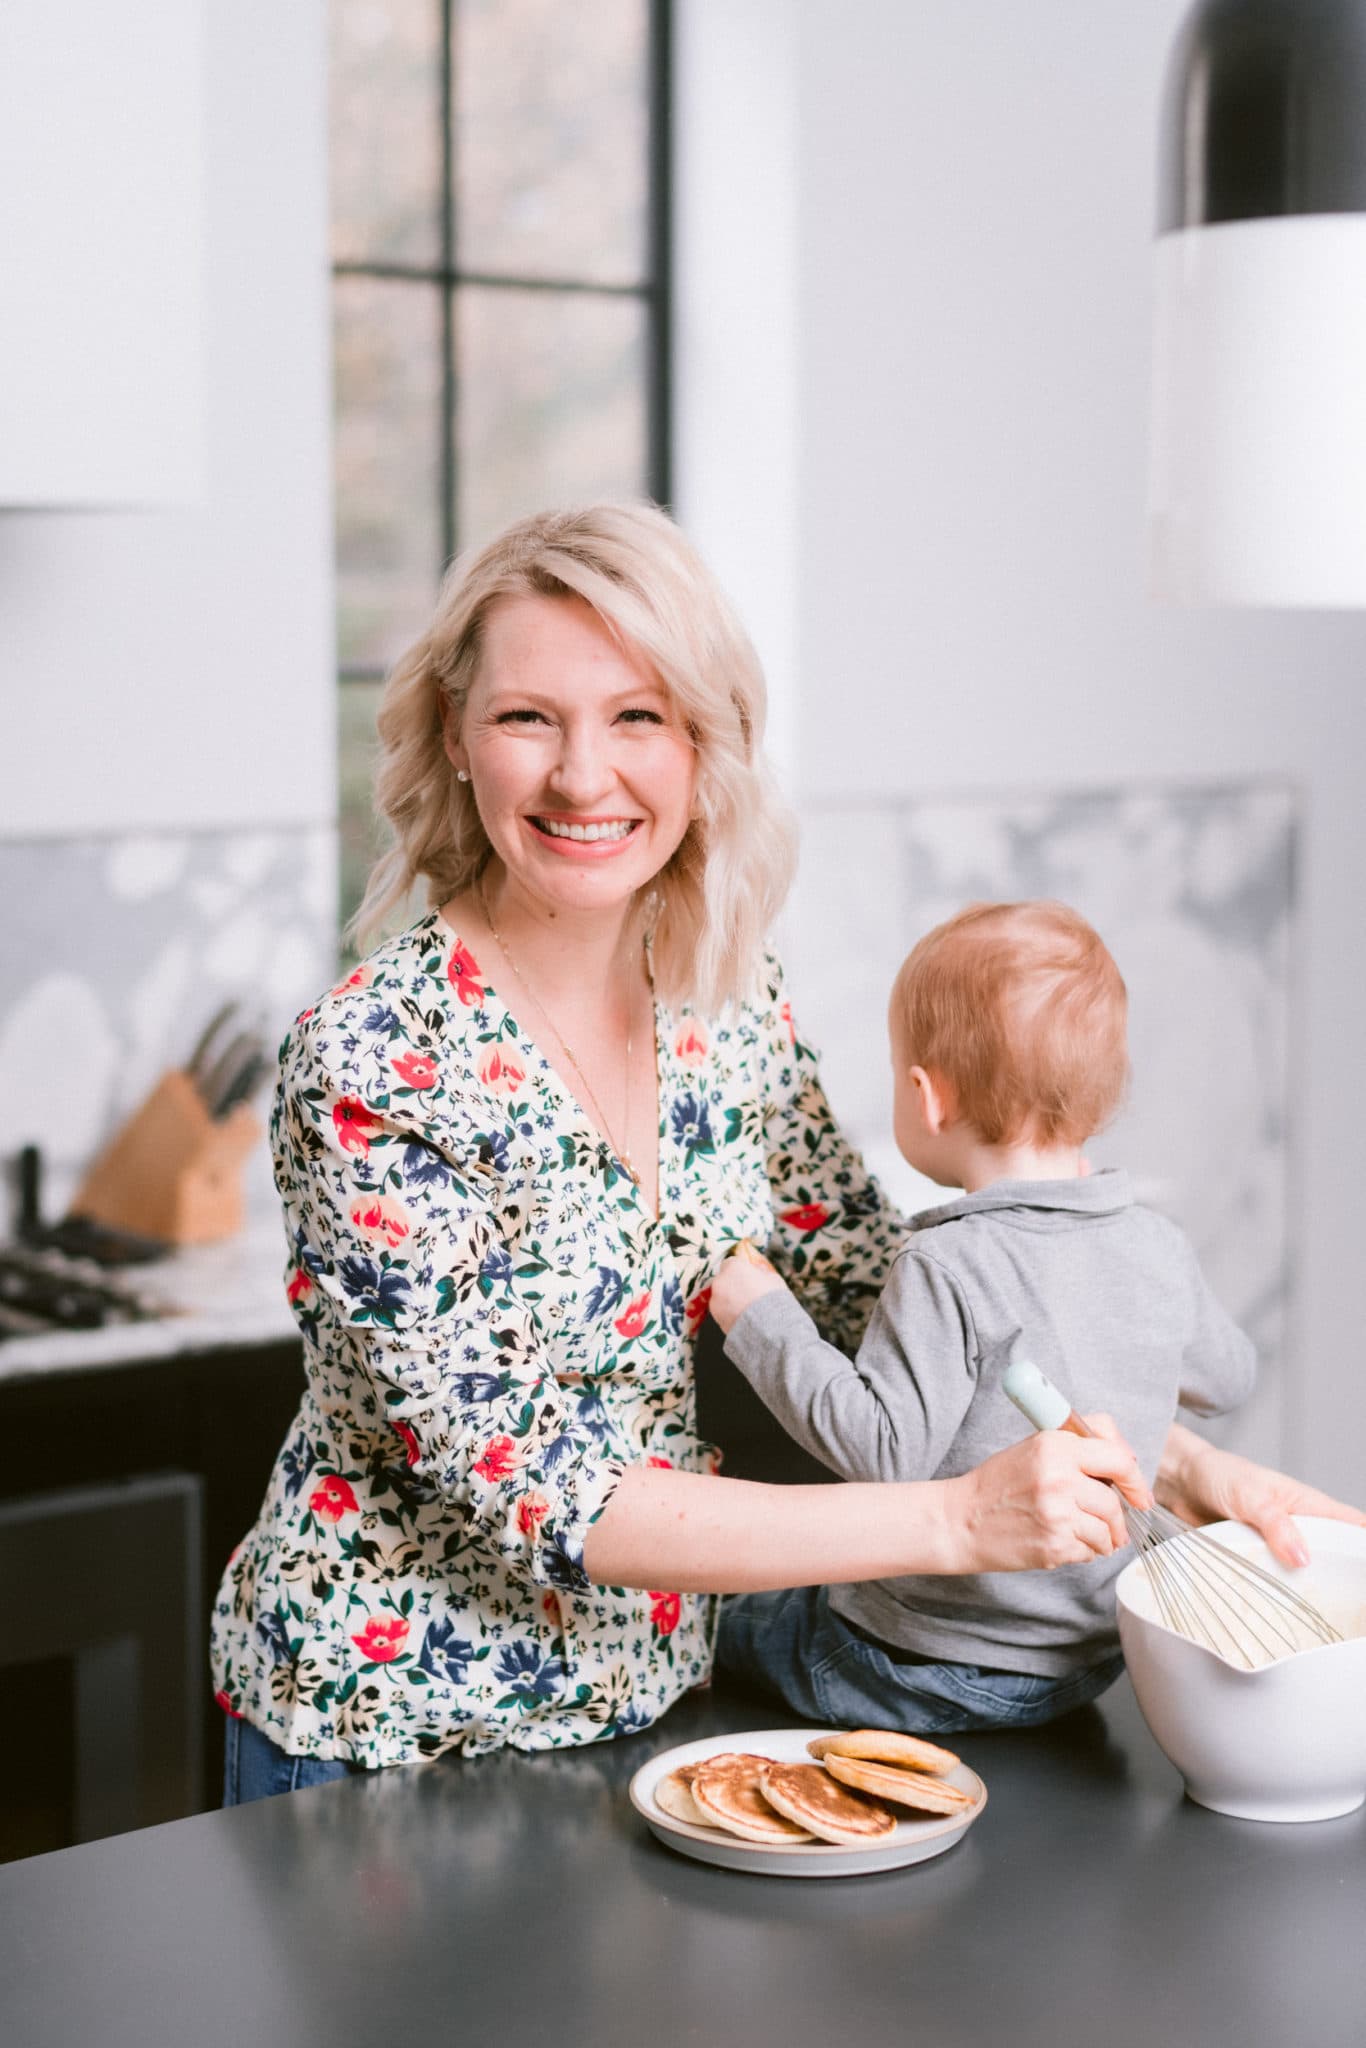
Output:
(888, 900), (1129, 1178)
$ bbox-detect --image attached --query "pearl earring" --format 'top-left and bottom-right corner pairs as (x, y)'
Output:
(456, 769), (471, 783)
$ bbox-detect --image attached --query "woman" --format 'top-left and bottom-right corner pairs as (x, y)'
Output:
(212, 502), (1362, 1800)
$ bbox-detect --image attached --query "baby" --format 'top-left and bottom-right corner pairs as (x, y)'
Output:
(708, 899), (1256, 1733)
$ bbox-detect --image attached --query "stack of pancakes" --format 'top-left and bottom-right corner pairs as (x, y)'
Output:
(655, 1728), (975, 1848)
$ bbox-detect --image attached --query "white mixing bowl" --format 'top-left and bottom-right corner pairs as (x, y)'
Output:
(1116, 1515), (1366, 1822)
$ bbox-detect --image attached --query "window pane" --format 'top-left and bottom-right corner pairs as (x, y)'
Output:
(454, 0), (650, 285)
(455, 286), (649, 546)
(338, 680), (386, 936)
(330, 0), (443, 266)
(333, 276), (443, 671)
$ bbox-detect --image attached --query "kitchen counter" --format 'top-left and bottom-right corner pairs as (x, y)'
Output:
(1, 1675), (1361, 2048)
(0, 1207), (296, 1384)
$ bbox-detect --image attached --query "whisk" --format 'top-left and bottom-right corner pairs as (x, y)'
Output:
(1003, 1358), (1343, 1670)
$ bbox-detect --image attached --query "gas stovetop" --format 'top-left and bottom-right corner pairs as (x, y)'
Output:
(0, 1242), (162, 1344)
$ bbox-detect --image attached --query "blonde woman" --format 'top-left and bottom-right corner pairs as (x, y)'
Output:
(212, 503), (1360, 1800)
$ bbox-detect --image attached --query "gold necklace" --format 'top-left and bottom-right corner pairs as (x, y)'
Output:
(477, 874), (642, 1187)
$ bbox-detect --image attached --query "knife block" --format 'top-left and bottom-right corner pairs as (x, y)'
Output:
(70, 1070), (262, 1245)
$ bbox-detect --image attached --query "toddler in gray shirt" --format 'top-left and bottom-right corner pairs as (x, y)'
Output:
(709, 900), (1255, 1734)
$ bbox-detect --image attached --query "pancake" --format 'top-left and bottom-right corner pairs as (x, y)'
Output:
(807, 1728), (960, 1776)
(690, 1752), (815, 1844)
(823, 1751), (974, 1815)
(758, 1761), (897, 1846)
(655, 1763), (709, 1828)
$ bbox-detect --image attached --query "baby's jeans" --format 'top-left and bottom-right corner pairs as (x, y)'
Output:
(715, 1584), (1125, 1736)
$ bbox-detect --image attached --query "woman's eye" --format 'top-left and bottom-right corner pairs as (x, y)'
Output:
(618, 707), (665, 725)
(496, 708), (549, 725)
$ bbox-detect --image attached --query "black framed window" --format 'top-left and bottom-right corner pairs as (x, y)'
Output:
(329, 0), (672, 927)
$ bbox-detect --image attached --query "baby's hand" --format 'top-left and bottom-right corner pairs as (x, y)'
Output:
(708, 1239), (787, 1334)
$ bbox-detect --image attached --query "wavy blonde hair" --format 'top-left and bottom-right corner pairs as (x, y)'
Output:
(352, 501), (797, 1014)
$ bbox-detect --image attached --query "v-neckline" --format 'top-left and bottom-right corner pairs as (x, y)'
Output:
(431, 910), (666, 1227)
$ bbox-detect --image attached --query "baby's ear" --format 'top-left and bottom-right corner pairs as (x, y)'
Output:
(910, 1066), (955, 1135)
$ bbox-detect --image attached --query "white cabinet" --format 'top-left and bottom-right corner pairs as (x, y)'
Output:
(0, 0), (206, 506)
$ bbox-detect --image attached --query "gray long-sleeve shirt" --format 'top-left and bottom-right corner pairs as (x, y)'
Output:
(725, 1170), (1256, 1675)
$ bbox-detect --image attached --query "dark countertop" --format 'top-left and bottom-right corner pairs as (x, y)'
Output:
(2, 1674), (1362, 2048)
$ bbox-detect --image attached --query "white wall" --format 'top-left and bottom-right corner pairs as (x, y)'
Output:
(672, 0), (800, 789)
(677, 0), (1366, 1503)
(0, 0), (335, 840)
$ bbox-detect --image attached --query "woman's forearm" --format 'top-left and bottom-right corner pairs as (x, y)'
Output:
(581, 1424), (1149, 1593)
(581, 1465), (960, 1593)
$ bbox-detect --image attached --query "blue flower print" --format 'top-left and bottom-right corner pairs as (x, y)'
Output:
(280, 1432), (316, 1499)
(495, 1639), (567, 1706)
(338, 1256), (411, 1328)
(611, 1702), (654, 1736)
(670, 1092), (715, 1162)
(478, 1244), (513, 1295)
(584, 1265), (625, 1322)
(539, 1531), (590, 1592)
(569, 1387), (611, 1443)
(660, 1273), (683, 1338)
(362, 1002), (402, 1037)
(453, 1371), (507, 1404)
(418, 1615), (477, 1686)
(402, 1141), (451, 1187)
(256, 1610), (295, 1667)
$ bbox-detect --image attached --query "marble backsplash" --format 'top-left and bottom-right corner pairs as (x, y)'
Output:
(0, 827), (339, 1228)
(777, 780), (1297, 1466)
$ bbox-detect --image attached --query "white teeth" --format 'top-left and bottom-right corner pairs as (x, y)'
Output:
(536, 818), (635, 843)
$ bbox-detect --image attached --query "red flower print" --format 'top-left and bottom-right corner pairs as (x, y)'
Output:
(517, 1490), (550, 1536)
(286, 1265), (313, 1305)
(614, 1290), (652, 1340)
(392, 1049), (438, 1090)
(473, 1434), (520, 1483)
(541, 1591), (560, 1621)
(447, 942), (485, 1006)
(710, 1450), (725, 1475)
(478, 1044), (528, 1096)
(647, 1455), (674, 1470)
(350, 1616), (410, 1664)
(393, 1420), (422, 1468)
(333, 1096), (382, 1155)
(684, 1286), (712, 1333)
(674, 1019), (709, 1067)
(330, 962), (376, 998)
(309, 1474), (359, 1523)
(214, 1689), (243, 1720)
(780, 1000), (796, 1046)
(780, 1202), (830, 1233)
(648, 1590), (681, 1637)
(349, 1192), (412, 1250)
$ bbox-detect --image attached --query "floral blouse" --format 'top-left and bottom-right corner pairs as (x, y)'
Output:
(209, 911), (903, 1766)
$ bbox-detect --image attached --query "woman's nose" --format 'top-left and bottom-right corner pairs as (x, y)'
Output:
(547, 722), (613, 804)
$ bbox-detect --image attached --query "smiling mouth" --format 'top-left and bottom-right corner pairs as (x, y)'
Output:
(530, 816), (640, 844)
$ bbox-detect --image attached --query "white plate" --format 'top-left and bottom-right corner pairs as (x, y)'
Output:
(628, 1727), (987, 1879)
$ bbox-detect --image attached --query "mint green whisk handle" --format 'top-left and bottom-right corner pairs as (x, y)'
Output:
(1002, 1358), (1093, 1440)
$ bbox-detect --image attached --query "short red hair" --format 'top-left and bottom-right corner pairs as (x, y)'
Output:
(890, 901), (1129, 1147)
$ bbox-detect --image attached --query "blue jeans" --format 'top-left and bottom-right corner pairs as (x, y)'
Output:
(716, 1585), (1125, 1736)
(222, 1714), (364, 1806)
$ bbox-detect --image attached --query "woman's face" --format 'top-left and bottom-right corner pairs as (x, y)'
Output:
(448, 593), (698, 921)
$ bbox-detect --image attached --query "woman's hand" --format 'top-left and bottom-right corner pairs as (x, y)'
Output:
(708, 1238), (787, 1335)
(937, 1419), (1151, 1575)
(1158, 1423), (1366, 1569)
